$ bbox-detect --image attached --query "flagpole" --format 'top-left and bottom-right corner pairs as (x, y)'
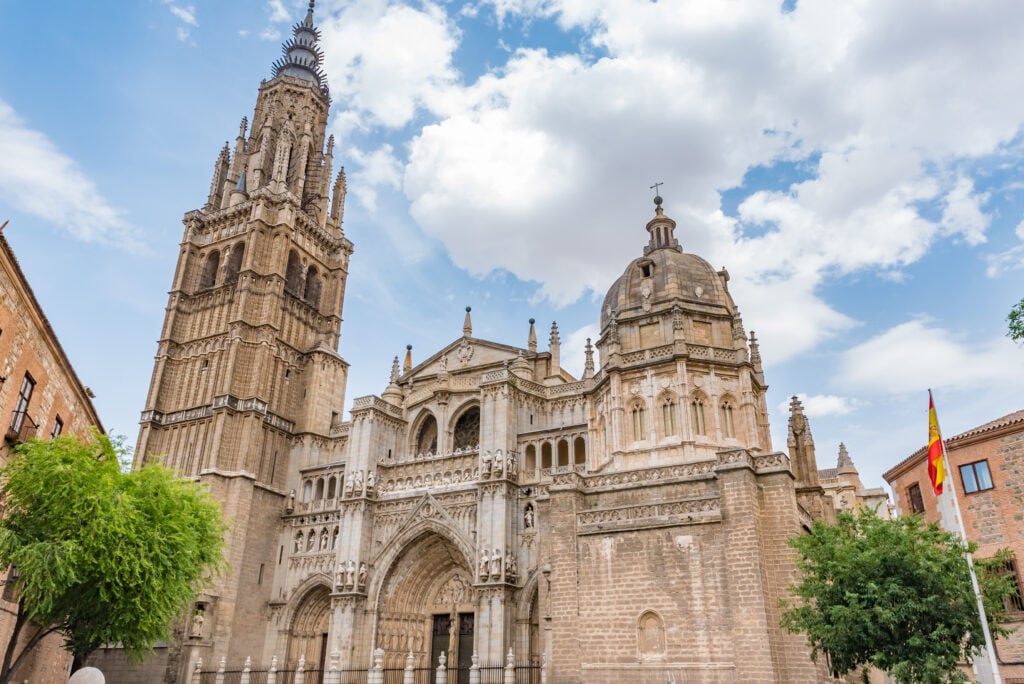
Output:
(930, 389), (1002, 684)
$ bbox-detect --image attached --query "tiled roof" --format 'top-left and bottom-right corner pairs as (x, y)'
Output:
(883, 408), (1024, 482)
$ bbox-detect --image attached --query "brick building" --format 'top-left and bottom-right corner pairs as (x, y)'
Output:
(89, 3), (852, 682)
(884, 409), (1024, 680)
(0, 229), (104, 682)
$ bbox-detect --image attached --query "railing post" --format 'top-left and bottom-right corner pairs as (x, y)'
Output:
(267, 655), (278, 684)
(469, 652), (480, 684)
(295, 654), (306, 684)
(540, 653), (547, 684)
(435, 651), (447, 684)
(215, 656), (226, 684)
(191, 657), (203, 684)
(324, 650), (341, 684)
(403, 651), (415, 684)
(368, 648), (384, 684)
(503, 649), (514, 684)
(240, 656), (252, 684)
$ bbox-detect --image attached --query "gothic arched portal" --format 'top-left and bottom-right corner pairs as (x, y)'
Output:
(287, 584), (332, 672)
(375, 531), (475, 674)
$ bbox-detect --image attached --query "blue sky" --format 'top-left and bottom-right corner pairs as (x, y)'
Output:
(1, 0), (1022, 492)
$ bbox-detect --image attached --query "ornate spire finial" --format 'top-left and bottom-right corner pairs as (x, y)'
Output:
(837, 443), (856, 471)
(583, 337), (595, 378)
(549, 321), (560, 347)
(403, 344), (413, 373)
(390, 356), (400, 383)
(528, 318), (537, 353)
(748, 330), (762, 370)
(271, 0), (329, 101)
(463, 306), (472, 337)
(644, 189), (679, 254)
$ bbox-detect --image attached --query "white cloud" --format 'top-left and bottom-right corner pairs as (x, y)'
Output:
(175, 26), (190, 42)
(268, 0), (290, 23)
(381, 0), (1024, 361)
(169, 4), (197, 26)
(0, 100), (141, 249)
(778, 394), (861, 419)
(940, 176), (989, 245)
(836, 319), (1024, 395)
(321, 1), (459, 130)
(347, 144), (403, 211)
(561, 323), (599, 378)
(260, 27), (281, 41)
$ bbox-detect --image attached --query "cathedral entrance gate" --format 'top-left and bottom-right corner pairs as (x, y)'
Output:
(287, 585), (331, 672)
(374, 531), (476, 671)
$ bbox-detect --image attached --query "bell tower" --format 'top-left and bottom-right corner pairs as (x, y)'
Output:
(135, 0), (352, 670)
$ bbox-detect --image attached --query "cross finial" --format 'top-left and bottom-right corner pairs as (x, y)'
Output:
(650, 182), (663, 206)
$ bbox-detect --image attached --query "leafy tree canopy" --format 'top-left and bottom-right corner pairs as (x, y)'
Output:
(0, 433), (224, 682)
(781, 510), (1014, 684)
(1009, 297), (1024, 343)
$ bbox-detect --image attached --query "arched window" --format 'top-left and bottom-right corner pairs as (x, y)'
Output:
(285, 250), (303, 296)
(304, 265), (321, 307)
(638, 611), (666, 660)
(573, 436), (586, 465)
(416, 414), (438, 455)
(305, 530), (315, 552)
(541, 443), (553, 469)
(662, 396), (677, 437)
(720, 399), (735, 439)
(199, 250), (220, 290)
(224, 243), (244, 285)
(631, 401), (647, 441)
(314, 478), (324, 500)
(557, 440), (569, 467)
(302, 480), (312, 503)
(331, 527), (339, 549)
(327, 476), (337, 499)
(691, 397), (706, 436)
(525, 444), (537, 472)
(453, 406), (480, 451)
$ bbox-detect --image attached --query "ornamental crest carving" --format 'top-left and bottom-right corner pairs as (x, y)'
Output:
(456, 339), (474, 364)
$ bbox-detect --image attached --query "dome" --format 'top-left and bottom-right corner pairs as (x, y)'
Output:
(600, 203), (734, 328)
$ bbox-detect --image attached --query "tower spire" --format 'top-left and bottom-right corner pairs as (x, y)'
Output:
(271, 0), (329, 101)
(644, 194), (681, 255)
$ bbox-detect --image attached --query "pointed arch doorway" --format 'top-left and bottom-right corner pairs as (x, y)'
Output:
(288, 585), (331, 672)
(376, 531), (476, 678)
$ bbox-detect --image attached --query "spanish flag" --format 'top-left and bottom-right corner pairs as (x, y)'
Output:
(927, 391), (946, 495)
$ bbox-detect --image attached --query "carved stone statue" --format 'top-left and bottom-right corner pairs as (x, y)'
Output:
(353, 470), (363, 495)
(343, 474), (354, 496)
(524, 504), (535, 529)
(504, 551), (517, 578)
(294, 531), (304, 553)
(490, 548), (501, 578)
(366, 470), (376, 492)
(339, 561), (352, 589)
(506, 453), (516, 475)
(439, 354), (448, 372)
(286, 489), (295, 511)
(306, 532), (315, 552)
(190, 609), (205, 638)
(493, 450), (503, 476)
(345, 560), (356, 588)
(481, 451), (492, 476)
(478, 551), (489, 580)
(358, 562), (367, 588)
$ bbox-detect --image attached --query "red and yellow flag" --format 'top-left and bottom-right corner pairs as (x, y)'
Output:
(927, 391), (946, 495)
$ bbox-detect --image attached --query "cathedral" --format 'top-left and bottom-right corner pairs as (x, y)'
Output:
(102, 3), (848, 682)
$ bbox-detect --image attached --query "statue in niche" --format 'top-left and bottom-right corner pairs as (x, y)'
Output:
(358, 562), (368, 588)
(345, 560), (356, 588)
(478, 551), (489, 580)
(353, 471), (363, 495)
(335, 562), (346, 588)
(286, 489), (295, 512)
(524, 504), (535, 529)
(490, 548), (501, 578)
(481, 450), (492, 476)
(190, 608), (205, 638)
(306, 532), (315, 552)
(504, 551), (517, 578)
(294, 531), (304, 553)
(439, 354), (448, 372)
(493, 450), (503, 475)
(343, 474), (354, 496)
(366, 470), (376, 493)
(319, 529), (330, 550)
(506, 452), (516, 475)
(638, 612), (666, 659)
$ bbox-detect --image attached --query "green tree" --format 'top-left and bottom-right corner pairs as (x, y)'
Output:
(781, 510), (1013, 684)
(0, 433), (224, 683)
(1009, 297), (1024, 343)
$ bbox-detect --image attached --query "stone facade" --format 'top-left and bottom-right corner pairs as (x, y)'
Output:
(0, 230), (104, 682)
(885, 409), (1024, 681)
(96, 4), (845, 682)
